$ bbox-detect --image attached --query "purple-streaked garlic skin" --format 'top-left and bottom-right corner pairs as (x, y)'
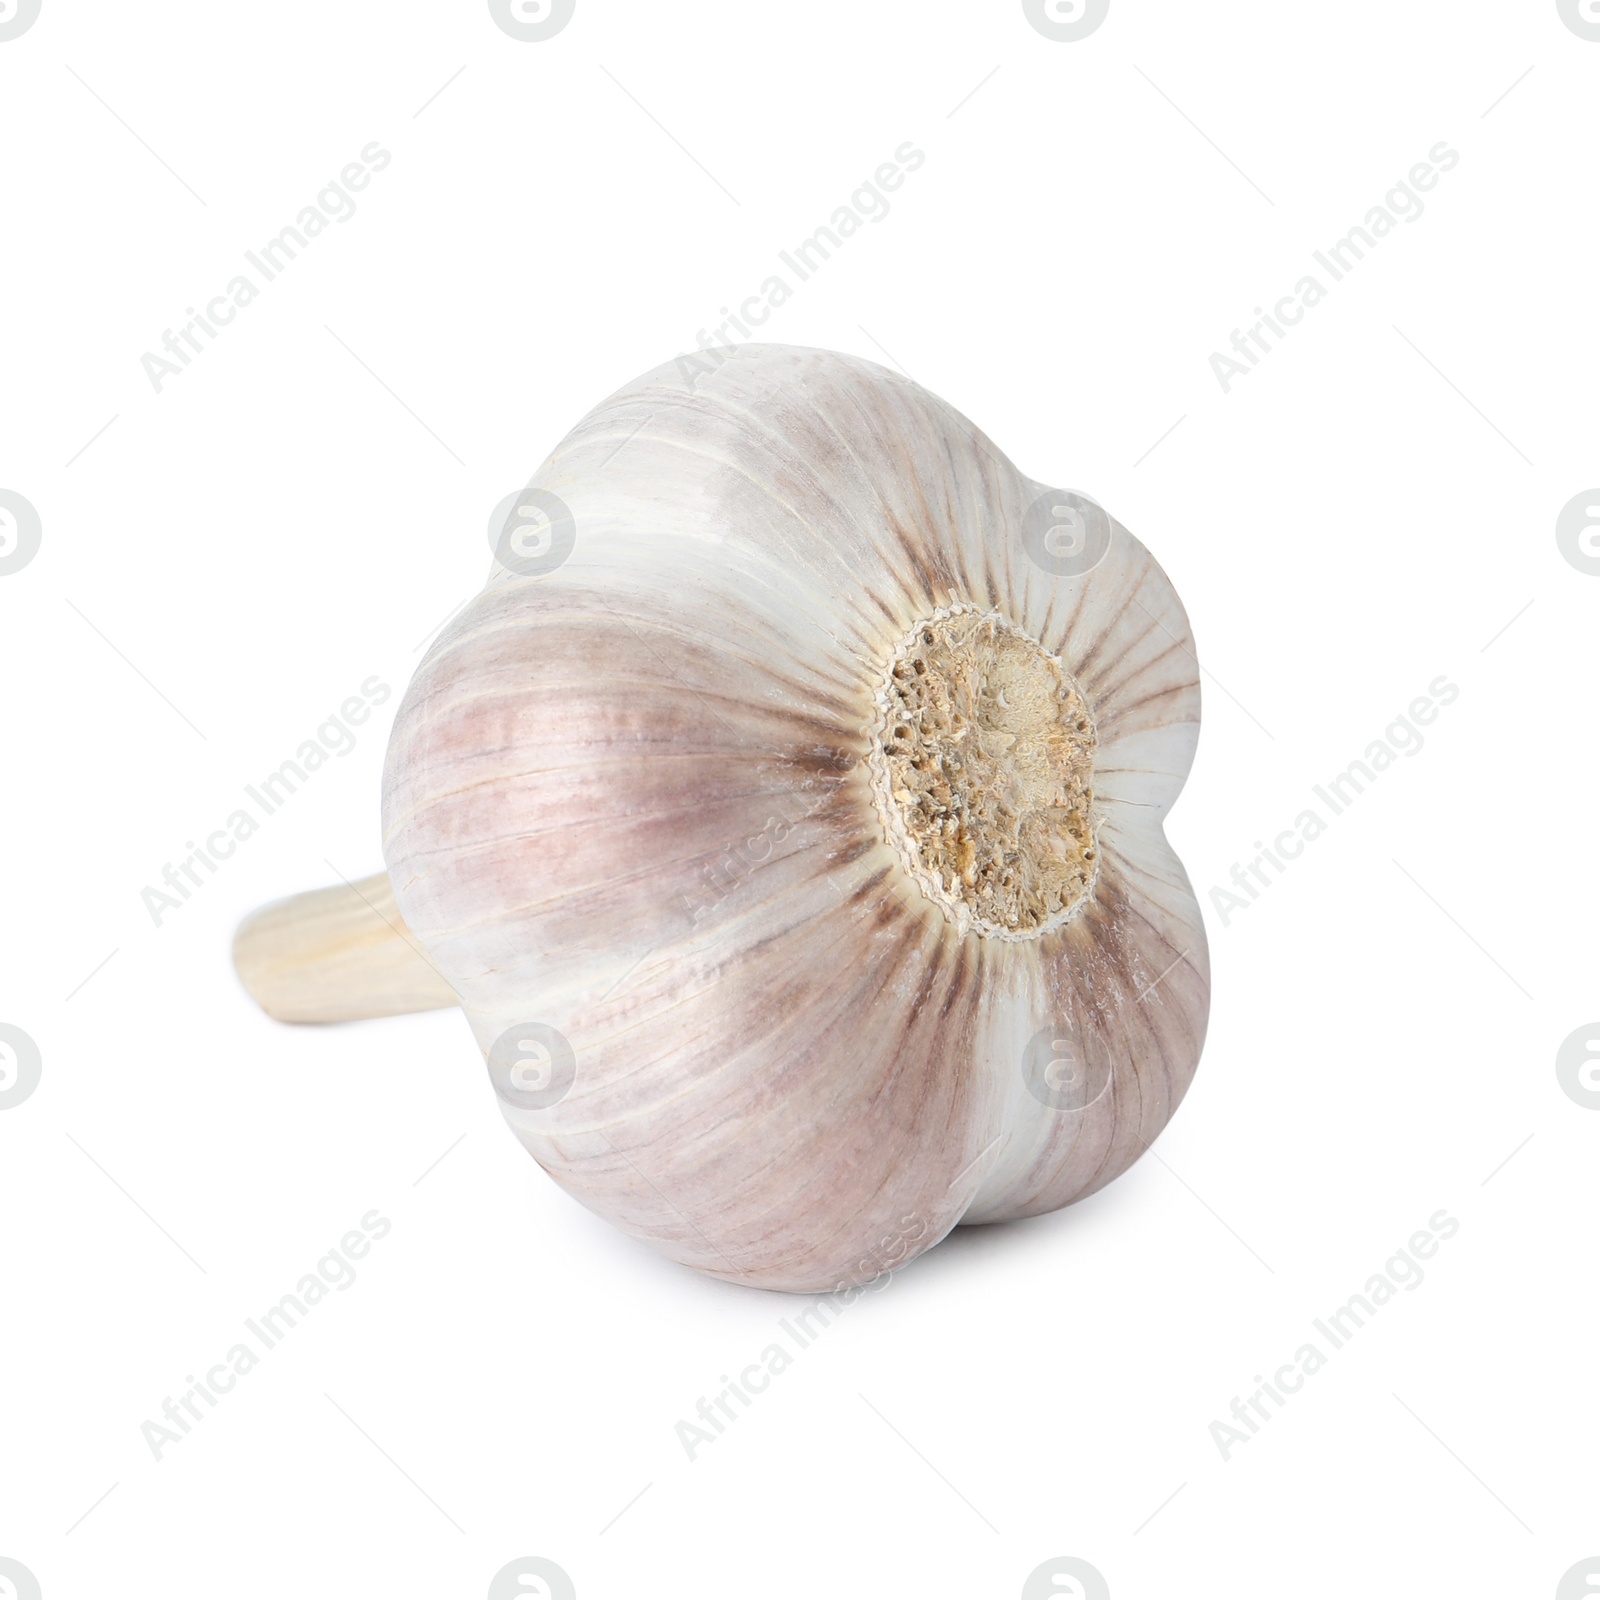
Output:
(381, 344), (1208, 1292)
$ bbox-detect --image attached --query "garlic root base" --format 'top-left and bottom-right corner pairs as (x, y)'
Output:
(233, 873), (458, 1023)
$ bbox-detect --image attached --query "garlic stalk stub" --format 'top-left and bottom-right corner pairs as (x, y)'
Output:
(242, 344), (1210, 1293)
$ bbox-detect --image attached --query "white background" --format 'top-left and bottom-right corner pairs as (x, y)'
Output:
(2, 2), (1597, 1596)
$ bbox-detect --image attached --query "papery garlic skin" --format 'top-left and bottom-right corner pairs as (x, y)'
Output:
(382, 345), (1208, 1292)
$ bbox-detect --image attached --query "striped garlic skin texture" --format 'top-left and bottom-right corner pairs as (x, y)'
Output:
(382, 345), (1208, 1293)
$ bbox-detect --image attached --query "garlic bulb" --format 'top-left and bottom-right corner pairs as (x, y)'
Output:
(237, 344), (1209, 1292)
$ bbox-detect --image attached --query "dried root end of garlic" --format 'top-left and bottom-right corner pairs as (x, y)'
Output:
(867, 603), (1100, 943)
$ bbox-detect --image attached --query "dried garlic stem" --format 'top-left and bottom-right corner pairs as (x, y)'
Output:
(233, 873), (457, 1023)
